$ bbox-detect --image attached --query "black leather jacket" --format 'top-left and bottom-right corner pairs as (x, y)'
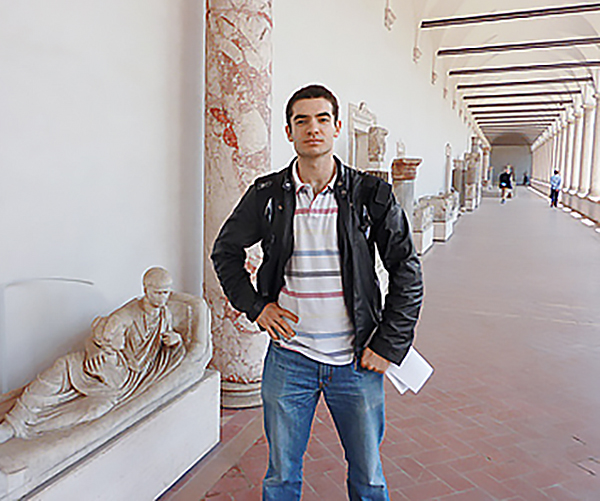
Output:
(211, 157), (423, 365)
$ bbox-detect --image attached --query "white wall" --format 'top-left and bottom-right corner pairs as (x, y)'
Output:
(0, 0), (204, 391)
(272, 0), (472, 197)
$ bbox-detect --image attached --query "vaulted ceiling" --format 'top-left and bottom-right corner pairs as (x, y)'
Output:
(412, 1), (600, 146)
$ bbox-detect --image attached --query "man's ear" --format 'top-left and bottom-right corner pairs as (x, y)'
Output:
(334, 120), (342, 138)
(285, 124), (293, 142)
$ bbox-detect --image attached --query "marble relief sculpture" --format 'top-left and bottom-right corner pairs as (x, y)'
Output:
(367, 125), (388, 164)
(0, 267), (187, 443)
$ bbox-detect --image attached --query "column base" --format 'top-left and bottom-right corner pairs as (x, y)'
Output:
(221, 380), (262, 409)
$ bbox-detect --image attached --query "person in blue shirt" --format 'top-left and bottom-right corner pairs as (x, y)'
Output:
(550, 170), (562, 208)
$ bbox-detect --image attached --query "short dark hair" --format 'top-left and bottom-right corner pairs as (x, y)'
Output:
(554, 170), (559, 174)
(285, 84), (339, 128)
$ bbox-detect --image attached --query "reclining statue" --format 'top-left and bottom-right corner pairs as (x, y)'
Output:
(0, 267), (187, 443)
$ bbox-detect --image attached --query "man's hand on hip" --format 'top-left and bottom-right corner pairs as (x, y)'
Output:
(361, 347), (391, 374)
(257, 302), (299, 341)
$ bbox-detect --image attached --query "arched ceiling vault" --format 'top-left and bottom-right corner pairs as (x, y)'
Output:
(413, 1), (600, 146)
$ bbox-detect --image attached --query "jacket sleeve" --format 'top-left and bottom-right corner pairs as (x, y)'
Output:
(210, 183), (268, 322)
(367, 182), (424, 365)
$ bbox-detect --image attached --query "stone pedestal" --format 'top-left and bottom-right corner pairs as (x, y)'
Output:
(1, 370), (220, 501)
(204, 0), (273, 408)
(481, 146), (491, 188)
(391, 158), (422, 228)
(365, 169), (390, 183)
(430, 192), (459, 242)
(412, 199), (434, 255)
(452, 159), (466, 209)
(434, 220), (453, 242)
(463, 140), (482, 211)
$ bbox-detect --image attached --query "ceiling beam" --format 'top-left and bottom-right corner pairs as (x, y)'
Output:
(476, 118), (555, 125)
(462, 90), (581, 100)
(481, 127), (544, 130)
(450, 60), (600, 76)
(468, 100), (572, 108)
(438, 36), (600, 56)
(421, 3), (600, 29)
(473, 115), (561, 120)
(477, 119), (555, 123)
(471, 109), (564, 115)
(457, 77), (592, 90)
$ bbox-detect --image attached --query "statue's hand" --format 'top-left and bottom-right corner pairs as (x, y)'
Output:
(161, 331), (182, 347)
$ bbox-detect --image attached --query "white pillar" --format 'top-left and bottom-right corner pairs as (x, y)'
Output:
(481, 145), (490, 187)
(531, 140), (541, 181)
(568, 109), (583, 193)
(576, 101), (595, 195)
(545, 127), (557, 182)
(543, 133), (552, 181)
(582, 95), (600, 197)
(562, 116), (574, 192)
(444, 143), (453, 194)
(551, 125), (560, 177)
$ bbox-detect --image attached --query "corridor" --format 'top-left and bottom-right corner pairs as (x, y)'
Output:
(165, 187), (600, 500)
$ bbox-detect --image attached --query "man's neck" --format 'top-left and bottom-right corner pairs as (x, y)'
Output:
(296, 155), (336, 194)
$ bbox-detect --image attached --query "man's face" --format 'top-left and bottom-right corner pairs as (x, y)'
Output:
(285, 98), (341, 159)
(145, 283), (172, 308)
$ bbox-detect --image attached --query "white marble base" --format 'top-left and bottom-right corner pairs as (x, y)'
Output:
(413, 226), (434, 255)
(433, 220), (453, 242)
(1, 370), (220, 501)
(463, 198), (477, 211)
(570, 194), (600, 224)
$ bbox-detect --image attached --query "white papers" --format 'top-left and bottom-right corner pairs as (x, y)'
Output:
(386, 347), (433, 395)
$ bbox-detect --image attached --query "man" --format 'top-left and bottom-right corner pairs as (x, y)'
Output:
(0, 267), (185, 443)
(499, 165), (513, 204)
(211, 84), (423, 500)
(550, 169), (562, 208)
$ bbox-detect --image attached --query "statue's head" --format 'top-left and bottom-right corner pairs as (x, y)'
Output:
(143, 267), (173, 308)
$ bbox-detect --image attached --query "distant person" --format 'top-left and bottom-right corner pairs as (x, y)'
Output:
(550, 170), (562, 208)
(499, 166), (513, 204)
(522, 172), (529, 186)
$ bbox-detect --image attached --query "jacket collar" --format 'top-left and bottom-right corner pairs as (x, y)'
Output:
(281, 155), (348, 193)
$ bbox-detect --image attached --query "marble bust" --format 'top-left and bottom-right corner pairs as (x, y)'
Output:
(0, 267), (187, 443)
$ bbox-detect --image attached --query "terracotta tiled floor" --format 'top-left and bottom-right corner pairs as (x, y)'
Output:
(165, 188), (600, 500)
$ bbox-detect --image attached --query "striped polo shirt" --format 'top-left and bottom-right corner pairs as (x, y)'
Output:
(276, 163), (355, 365)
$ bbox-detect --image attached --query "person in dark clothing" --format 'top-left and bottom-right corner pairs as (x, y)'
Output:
(499, 166), (513, 204)
(211, 84), (424, 501)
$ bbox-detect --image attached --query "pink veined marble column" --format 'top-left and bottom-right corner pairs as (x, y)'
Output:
(204, 0), (272, 408)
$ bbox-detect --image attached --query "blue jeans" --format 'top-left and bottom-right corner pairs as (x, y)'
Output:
(261, 342), (389, 501)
